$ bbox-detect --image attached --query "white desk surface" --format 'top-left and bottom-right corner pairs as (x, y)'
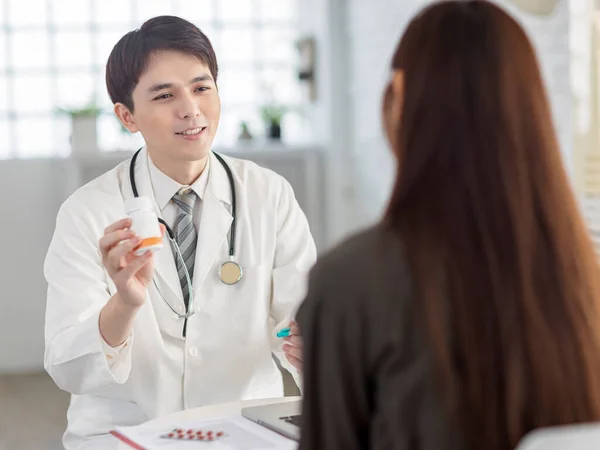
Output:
(112, 396), (600, 449)
(515, 423), (600, 450)
(115, 396), (300, 449)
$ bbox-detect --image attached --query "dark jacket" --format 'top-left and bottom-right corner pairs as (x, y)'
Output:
(296, 224), (462, 450)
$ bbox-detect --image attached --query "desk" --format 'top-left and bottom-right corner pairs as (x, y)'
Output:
(115, 396), (301, 449)
(515, 423), (600, 449)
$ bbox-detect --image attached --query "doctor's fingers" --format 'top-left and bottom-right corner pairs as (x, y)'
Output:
(283, 343), (302, 360)
(117, 251), (153, 281)
(288, 321), (301, 336)
(283, 335), (303, 348)
(104, 218), (132, 234)
(105, 237), (143, 274)
(99, 229), (136, 257)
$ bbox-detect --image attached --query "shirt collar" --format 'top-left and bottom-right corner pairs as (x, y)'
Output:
(147, 152), (210, 212)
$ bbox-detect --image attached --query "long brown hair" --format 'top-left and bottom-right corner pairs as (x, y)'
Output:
(384, 1), (600, 448)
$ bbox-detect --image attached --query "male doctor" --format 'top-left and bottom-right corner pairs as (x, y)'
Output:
(44, 15), (316, 449)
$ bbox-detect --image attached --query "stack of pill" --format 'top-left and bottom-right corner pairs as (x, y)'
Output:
(161, 428), (226, 441)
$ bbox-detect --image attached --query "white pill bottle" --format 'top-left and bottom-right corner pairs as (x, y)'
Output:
(124, 196), (163, 256)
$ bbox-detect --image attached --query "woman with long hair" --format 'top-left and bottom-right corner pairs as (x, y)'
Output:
(296, 1), (600, 449)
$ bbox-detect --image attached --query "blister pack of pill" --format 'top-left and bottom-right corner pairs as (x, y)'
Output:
(161, 428), (226, 441)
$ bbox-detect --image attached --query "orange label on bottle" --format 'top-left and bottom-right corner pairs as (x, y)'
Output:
(138, 236), (162, 248)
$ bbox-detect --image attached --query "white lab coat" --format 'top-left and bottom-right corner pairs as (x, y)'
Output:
(43, 148), (317, 449)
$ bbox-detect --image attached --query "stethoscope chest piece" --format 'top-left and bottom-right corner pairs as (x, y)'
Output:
(219, 260), (243, 285)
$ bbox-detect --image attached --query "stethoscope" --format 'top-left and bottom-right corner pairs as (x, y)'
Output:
(129, 148), (243, 319)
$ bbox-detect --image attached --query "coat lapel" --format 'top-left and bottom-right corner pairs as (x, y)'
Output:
(192, 151), (233, 295)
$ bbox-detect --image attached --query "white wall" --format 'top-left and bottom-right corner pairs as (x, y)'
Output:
(345, 0), (427, 229)
(297, 0), (358, 247)
(344, 0), (573, 229)
(501, 0), (573, 174)
(0, 160), (71, 372)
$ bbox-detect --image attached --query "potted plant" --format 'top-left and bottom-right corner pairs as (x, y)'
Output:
(56, 102), (103, 155)
(238, 121), (253, 141)
(260, 104), (287, 140)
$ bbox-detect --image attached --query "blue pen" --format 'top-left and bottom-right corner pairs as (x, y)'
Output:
(277, 327), (291, 338)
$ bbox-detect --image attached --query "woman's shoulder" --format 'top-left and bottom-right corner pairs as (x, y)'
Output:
(308, 223), (408, 300)
(297, 222), (416, 370)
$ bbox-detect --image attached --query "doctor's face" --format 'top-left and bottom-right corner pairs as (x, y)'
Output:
(118, 50), (221, 164)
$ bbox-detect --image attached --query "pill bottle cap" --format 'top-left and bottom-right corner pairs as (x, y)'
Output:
(124, 196), (154, 214)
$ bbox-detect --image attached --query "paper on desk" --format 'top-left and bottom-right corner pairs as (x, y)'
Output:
(112, 415), (297, 450)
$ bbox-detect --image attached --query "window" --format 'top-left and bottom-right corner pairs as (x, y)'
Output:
(0, 0), (301, 158)
(571, 0), (600, 255)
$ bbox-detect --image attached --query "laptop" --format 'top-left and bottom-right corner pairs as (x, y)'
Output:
(241, 399), (302, 441)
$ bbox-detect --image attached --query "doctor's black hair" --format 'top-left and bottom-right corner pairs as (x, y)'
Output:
(105, 15), (218, 113)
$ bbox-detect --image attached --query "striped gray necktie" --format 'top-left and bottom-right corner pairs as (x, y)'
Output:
(171, 189), (198, 311)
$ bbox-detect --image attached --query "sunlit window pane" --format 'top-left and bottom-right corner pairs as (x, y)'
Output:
(8, 0), (47, 27)
(213, 110), (238, 147)
(0, 76), (9, 112)
(135, 3), (175, 24)
(258, 0), (297, 22)
(55, 74), (95, 111)
(51, 0), (92, 27)
(2, 0), (302, 156)
(215, 103), (265, 147)
(260, 28), (296, 63)
(13, 75), (52, 114)
(175, 0), (216, 23)
(217, 0), (254, 23)
(219, 29), (256, 64)
(96, 75), (114, 110)
(281, 107), (311, 144)
(0, 120), (12, 159)
(53, 116), (72, 156)
(113, 129), (145, 152)
(54, 32), (93, 69)
(10, 32), (50, 70)
(260, 66), (300, 104)
(97, 114), (144, 152)
(197, 25), (219, 50)
(14, 118), (54, 157)
(0, 34), (6, 72)
(218, 67), (257, 104)
(97, 114), (122, 151)
(95, 30), (131, 68)
(94, 0), (133, 26)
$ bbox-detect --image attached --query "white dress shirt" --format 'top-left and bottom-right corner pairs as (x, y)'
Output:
(147, 151), (210, 234)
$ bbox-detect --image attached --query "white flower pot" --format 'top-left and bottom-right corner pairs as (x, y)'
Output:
(70, 115), (98, 155)
(506, 0), (558, 16)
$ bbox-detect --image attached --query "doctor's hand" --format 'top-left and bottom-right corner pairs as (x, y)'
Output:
(283, 321), (303, 374)
(99, 218), (166, 308)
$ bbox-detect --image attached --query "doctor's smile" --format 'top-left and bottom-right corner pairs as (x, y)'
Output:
(175, 126), (208, 140)
(43, 15), (316, 449)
